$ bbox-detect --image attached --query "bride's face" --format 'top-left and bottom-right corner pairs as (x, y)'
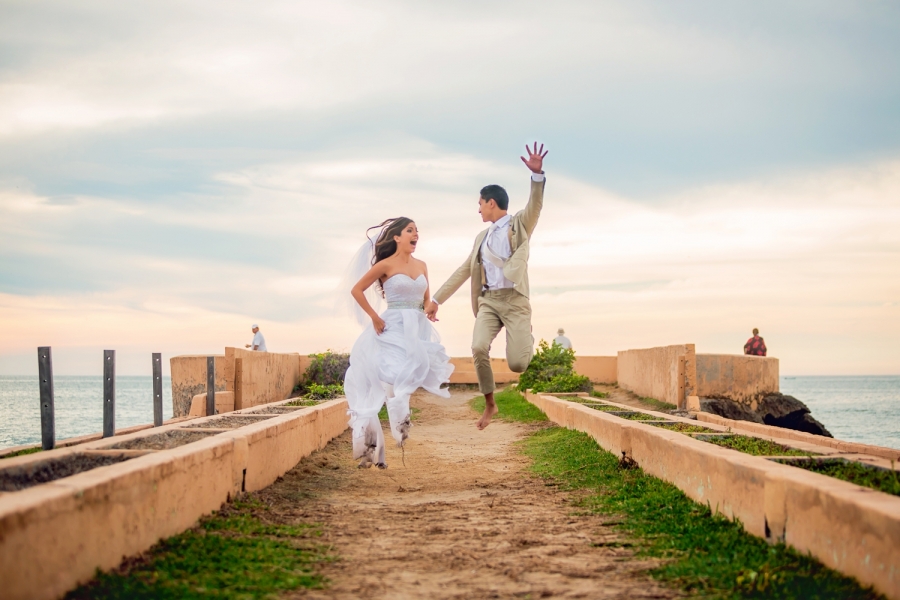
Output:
(394, 222), (419, 253)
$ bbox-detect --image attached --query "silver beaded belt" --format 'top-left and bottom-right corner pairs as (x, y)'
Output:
(386, 301), (424, 310)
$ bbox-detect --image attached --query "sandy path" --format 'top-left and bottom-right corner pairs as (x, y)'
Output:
(259, 390), (678, 599)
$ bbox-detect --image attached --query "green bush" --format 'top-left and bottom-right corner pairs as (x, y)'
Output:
(294, 351), (350, 395)
(532, 372), (593, 393)
(519, 340), (592, 393)
(303, 383), (344, 401)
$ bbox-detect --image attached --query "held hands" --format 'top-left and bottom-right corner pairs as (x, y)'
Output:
(371, 314), (386, 335)
(520, 141), (548, 174)
(425, 300), (439, 322)
(244, 344), (251, 348)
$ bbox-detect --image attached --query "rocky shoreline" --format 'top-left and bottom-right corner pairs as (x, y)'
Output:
(700, 393), (832, 437)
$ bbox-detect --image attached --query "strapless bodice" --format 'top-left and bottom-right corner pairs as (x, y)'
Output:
(383, 274), (426, 310)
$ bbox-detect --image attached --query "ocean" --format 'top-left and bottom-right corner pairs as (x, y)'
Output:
(1, 375), (898, 452)
(779, 375), (900, 451)
(1, 376), (174, 450)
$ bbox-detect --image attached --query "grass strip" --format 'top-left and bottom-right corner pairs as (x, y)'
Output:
(705, 435), (818, 457)
(640, 396), (677, 411)
(782, 459), (900, 497)
(523, 427), (881, 599)
(0, 446), (42, 459)
(652, 422), (716, 434)
(66, 496), (332, 599)
(590, 390), (610, 399)
(496, 388), (880, 598)
(470, 387), (548, 423)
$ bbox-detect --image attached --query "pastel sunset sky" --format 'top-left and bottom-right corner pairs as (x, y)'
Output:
(1, 1), (898, 376)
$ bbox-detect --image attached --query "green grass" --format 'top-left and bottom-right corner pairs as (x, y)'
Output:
(0, 446), (42, 459)
(704, 435), (818, 457)
(590, 390), (610, 399)
(470, 387), (547, 423)
(652, 422), (716, 434)
(285, 398), (322, 407)
(639, 396), (677, 411)
(522, 427), (882, 599)
(782, 459), (900, 497)
(66, 496), (332, 599)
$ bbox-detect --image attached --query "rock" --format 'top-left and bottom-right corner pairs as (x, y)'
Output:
(699, 393), (832, 438)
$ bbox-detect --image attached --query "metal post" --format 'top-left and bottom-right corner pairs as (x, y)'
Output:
(206, 356), (216, 416)
(152, 353), (163, 427)
(103, 350), (115, 437)
(37, 346), (55, 450)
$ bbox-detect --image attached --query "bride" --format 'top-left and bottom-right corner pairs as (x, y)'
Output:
(342, 217), (454, 468)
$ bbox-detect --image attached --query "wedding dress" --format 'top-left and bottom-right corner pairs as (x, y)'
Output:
(343, 273), (454, 467)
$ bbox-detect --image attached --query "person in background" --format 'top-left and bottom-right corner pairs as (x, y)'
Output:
(743, 328), (766, 356)
(246, 324), (267, 352)
(553, 327), (572, 350)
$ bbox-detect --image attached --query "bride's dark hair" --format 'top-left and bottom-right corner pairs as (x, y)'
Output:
(367, 217), (415, 295)
(368, 217), (414, 265)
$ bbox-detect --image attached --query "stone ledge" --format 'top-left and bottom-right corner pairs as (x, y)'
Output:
(527, 391), (900, 600)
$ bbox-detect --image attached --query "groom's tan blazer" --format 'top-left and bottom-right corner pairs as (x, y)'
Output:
(433, 177), (545, 314)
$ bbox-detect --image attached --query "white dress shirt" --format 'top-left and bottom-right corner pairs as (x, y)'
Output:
(481, 214), (514, 290)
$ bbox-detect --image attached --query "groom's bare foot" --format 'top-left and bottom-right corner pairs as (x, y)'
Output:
(477, 393), (499, 430)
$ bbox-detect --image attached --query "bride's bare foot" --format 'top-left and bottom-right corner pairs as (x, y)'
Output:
(477, 394), (499, 430)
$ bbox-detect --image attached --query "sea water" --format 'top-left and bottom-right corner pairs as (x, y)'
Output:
(1, 375), (898, 452)
(0, 376), (174, 450)
(779, 375), (900, 451)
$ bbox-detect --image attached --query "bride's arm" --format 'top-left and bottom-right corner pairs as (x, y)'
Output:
(351, 262), (389, 334)
(423, 264), (438, 322)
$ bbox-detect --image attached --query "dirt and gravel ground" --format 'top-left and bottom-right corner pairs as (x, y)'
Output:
(256, 389), (678, 599)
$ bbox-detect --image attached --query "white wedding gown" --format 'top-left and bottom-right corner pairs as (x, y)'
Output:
(343, 273), (454, 467)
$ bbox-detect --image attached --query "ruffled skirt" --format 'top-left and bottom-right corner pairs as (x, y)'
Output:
(344, 308), (454, 464)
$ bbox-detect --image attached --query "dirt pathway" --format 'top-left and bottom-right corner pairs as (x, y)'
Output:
(258, 390), (678, 599)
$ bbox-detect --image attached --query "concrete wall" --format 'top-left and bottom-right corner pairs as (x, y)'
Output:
(696, 354), (779, 406)
(0, 398), (349, 600)
(224, 347), (302, 410)
(526, 392), (900, 599)
(617, 344), (697, 408)
(169, 355), (226, 417)
(574, 356), (617, 383)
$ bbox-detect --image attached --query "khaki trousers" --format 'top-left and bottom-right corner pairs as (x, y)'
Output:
(472, 289), (533, 395)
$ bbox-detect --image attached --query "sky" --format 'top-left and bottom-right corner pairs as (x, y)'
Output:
(1, 0), (899, 376)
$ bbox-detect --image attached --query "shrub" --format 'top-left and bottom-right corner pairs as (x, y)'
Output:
(294, 351), (350, 394)
(303, 383), (344, 401)
(519, 340), (592, 393)
(532, 372), (593, 393)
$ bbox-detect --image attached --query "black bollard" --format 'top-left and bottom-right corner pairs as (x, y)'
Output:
(103, 350), (115, 437)
(206, 356), (216, 416)
(152, 353), (163, 427)
(37, 346), (55, 450)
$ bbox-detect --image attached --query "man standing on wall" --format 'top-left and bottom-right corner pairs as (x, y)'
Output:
(427, 142), (548, 430)
(743, 328), (766, 356)
(246, 324), (267, 352)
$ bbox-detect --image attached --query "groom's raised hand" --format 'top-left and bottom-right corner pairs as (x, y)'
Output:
(520, 141), (548, 174)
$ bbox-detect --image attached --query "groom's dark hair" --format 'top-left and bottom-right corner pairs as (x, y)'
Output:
(480, 185), (509, 210)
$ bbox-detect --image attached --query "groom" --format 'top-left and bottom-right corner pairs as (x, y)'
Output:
(427, 142), (548, 429)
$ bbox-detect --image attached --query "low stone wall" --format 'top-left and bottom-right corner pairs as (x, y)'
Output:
(696, 354), (779, 406)
(525, 392), (900, 599)
(573, 356), (617, 383)
(0, 398), (349, 600)
(224, 347), (302, 410)
(448, 357), (518, 385)
(617, 344), (697, 408)
(169, 355), (227, 417)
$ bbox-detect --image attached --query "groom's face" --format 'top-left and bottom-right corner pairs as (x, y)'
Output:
(478, 197), (499, 223)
